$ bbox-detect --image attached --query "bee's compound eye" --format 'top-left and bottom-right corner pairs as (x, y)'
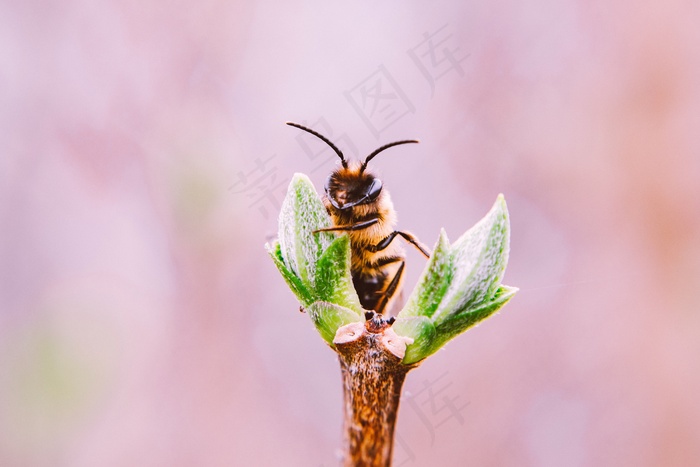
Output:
(367, 178), (383, 200)
(324, 174), (333, 194)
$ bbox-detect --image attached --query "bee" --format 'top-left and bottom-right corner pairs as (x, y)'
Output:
(287, 122), (430, 315)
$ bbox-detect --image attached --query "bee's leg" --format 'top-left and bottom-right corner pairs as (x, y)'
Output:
(374, 260), (405, 316)
(355, 256), (402, 312)
(313, 217), (378, 233)
(370, 231), (431, 258)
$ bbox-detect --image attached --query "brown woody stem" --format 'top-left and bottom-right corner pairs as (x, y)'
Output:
(333, 314), (417, 467)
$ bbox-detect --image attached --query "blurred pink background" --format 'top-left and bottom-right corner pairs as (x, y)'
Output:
(2, 1), (699, 466)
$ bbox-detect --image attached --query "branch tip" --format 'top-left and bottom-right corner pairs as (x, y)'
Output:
(380, 328), (414, 360)
(333, 322), (366, 345)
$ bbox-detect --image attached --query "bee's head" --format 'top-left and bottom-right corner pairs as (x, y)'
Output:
(324, 165), (383, 210)
(286, 121), (419, 210)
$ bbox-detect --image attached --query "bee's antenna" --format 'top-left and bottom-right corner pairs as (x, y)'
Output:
(361, 139), (419, 173)
(286, 122), (348, 168)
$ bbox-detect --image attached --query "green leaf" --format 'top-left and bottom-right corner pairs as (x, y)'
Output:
(266, 241), (314, 306)
(392, 195), (515, 361)
(399, 230), (453, 319)
(392, 316), (436, 364)
(432, 195), (510, 326)
(314, 235), (362, 314)
(270, 175), (363, 342)
(307, 302), (363, 345)
(430, 285), (518, 353)
(278, 174), (336, 287)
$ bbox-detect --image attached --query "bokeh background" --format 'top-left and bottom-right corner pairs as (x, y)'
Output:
(2, 1), (699, 466)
